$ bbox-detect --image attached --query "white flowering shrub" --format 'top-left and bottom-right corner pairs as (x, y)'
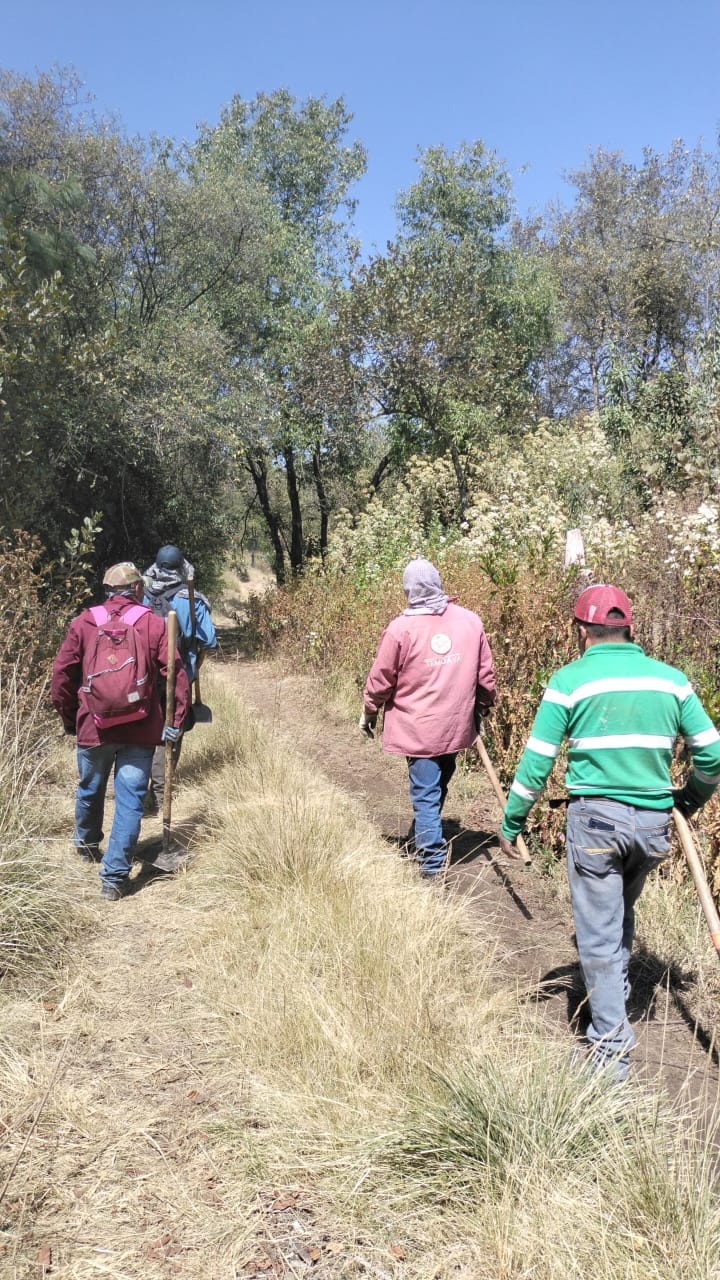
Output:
(324, 414), (650, 589)
(655, 500), (720, 582)
(325, 456), (463, 587)
(456, 416), (634, 577)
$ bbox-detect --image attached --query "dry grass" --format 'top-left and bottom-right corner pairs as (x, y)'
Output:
(0, 671), (91, 986)
(183, 671), (720, 1278)
(1, 665), (719, 1279)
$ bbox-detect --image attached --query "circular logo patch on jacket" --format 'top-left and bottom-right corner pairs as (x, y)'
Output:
(430, 632), (452, 655)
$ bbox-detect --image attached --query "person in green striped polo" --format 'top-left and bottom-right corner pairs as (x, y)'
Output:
(498, 583), (720, 1082)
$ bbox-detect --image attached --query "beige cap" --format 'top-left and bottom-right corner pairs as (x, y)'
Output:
(102, 562), (143, 588)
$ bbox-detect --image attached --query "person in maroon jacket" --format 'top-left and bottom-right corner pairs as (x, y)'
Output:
(51, 562), (191, 901)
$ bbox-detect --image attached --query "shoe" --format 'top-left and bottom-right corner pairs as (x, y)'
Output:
(100, 881), (126, 902)
(418, 854), (447, 878)
(143, 789), (160, 817)
(75, 844), (102, 863)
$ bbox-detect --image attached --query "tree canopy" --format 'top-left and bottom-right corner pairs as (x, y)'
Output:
(4, 67), (720, 585)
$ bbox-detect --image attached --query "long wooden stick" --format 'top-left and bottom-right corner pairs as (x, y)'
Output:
(672, 807), (720, 960)
(187, 576), (202, 706)
(476, 736), (532, 866)
(0, 1040), (69, 1206)
(163, 610), (178, 857)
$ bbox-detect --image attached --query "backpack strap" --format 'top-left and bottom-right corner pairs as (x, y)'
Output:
(88, 603), (148, 628)
(122, 604), (150, 627)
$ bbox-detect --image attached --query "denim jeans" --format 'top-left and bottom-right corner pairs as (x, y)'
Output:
(75, 743), (154, 885)
(566, 796), (670, 1081)
(407, 754), (457, 876)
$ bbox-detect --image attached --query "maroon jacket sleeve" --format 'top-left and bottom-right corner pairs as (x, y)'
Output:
(154, 615), (191, 729)
(51, 618), (84, 730)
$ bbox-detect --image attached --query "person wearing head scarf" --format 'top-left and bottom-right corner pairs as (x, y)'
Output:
(361, 558), (496, 878)
(142, 544), (217, 813)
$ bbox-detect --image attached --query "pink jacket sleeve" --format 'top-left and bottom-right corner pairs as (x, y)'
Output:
(363, 625), (403, 712)
(476, 627), (497, 708)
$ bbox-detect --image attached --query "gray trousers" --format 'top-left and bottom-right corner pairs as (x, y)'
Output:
(566, 796), (670, 1080)
(149, 737), (183, 798)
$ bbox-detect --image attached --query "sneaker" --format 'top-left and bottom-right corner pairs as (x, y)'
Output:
(75, 844), (102, 863)
(100, 881), (126, 902)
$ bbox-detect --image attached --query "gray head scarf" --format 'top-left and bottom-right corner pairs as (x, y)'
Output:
(402, 558), (449, 615)
(143, 557), (194, 608)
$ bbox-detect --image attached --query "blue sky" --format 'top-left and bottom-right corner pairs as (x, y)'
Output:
(3, 0), (719, 252)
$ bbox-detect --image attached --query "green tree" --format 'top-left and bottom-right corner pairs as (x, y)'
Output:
(349, 142), (557, 515)
(195, 90), (368, 581)
(536, 144), (712, 412)
(0, 68), (271, 581)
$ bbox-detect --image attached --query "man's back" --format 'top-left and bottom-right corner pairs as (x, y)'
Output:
(506, 641), (720, 826)
(52, 594), (189, 747)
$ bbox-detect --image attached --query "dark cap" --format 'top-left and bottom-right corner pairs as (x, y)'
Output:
(156, 544), (184, 571)
(574, 584), (633, 626)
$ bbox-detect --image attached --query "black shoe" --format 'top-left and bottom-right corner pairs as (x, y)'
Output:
(100, 881), (126, 902)
(76, 844), (102, 863)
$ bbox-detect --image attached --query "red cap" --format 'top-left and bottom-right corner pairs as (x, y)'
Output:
(573, 584), (633, 626)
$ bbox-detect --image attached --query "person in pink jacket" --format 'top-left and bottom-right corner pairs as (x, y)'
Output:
(360, 558), (496, 877)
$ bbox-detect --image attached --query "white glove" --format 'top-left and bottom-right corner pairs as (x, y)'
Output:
(358, 709), (377, 738)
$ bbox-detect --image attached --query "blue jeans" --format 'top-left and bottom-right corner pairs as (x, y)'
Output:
(566, 797), (670, 1081)
(75, 744), (154, 886)
(407, 755), (457, 876)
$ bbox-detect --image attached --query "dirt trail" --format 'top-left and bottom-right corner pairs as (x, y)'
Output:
(219, 652), (720, 1114)
(3, 624), (718, 1275)
(1, 833), (254, 1277)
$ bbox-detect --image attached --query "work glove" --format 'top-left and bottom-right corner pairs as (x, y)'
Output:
(358, 709), (377, 739)
(63, 723), (76, 736)
(161, 724), (183, 744)
(672, 787), (702, 819)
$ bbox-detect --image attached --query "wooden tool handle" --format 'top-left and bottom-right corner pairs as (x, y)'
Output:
(476, 736), (532, 866)
(672, 807), (720, 958)
(163, 610), (178, 852)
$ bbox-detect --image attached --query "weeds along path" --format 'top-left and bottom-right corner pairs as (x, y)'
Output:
(221, 655), (720, 1118)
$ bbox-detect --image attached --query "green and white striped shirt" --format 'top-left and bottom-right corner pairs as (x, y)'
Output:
(501, 642), (720, 840)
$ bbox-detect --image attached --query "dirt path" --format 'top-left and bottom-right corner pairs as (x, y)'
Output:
(220, 653), (720, 1114)
(1, 833), (256, 1277)
(4, 637), (718, 1275)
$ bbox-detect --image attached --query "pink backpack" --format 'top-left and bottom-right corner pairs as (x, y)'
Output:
(81, 603), (152, 729)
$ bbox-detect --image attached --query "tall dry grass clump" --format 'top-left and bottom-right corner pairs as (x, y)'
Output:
(0, 670), (89, 983)
(0, 533), (94, 986)
(185, 674), (504, 1109)
(174, 669), (720, 1279)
